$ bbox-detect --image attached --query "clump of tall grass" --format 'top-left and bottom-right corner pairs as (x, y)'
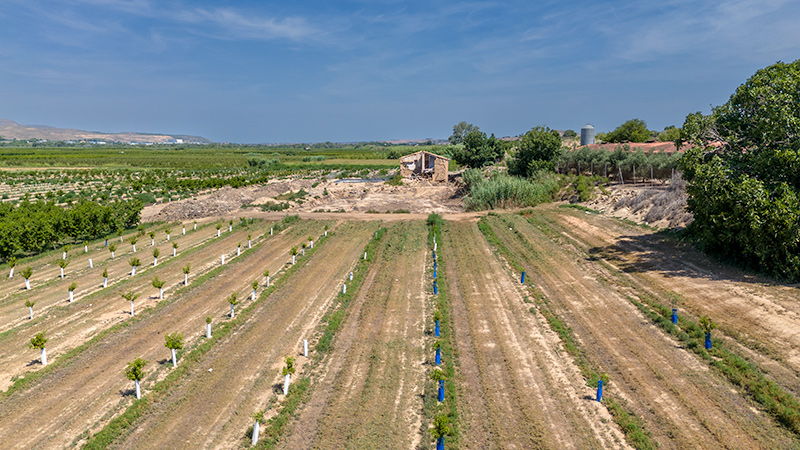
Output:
(462, 169), (560, 211)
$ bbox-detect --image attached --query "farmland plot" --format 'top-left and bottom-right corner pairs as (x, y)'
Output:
(0, 223), (256, 391)
(0, 219), (329, 449)
(441, 221), (630, 449)
(485, 211), (796, 449)
(278, 221), (428, 449)
(107, 221), (376, 450)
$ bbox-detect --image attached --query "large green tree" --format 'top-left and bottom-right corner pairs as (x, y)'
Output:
(604, 119), (652, 143)
(448, 121), (480, 145)
(451, 130), (505, 168)
(508, 126), (562, 177)
(679, 59), (800, 280)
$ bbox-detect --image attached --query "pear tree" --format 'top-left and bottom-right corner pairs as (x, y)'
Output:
(251, 280), (258, 300)
(149, 231), (156, 246)
(130, 237), (138, 253)
(247, 234), (252, 248)
(164, 227), (172, 241)
(205, 316), (212, 338)
(215, 222), (222, 237)
(152, 248), (160, 266)
(251, 410), (265, 446)
(290, 247), (298, 265)
(430, 414), (452, 450)
(264, 269), (270, 287)
(29, 331), (48, 366)
(152, 276), (165, 299)
(129, 257), (142, 276)
(164, 332), (184, 368)
(108, 243), (117, 259)
(125, 357), (148, 399)
(57, 259), (69, 279)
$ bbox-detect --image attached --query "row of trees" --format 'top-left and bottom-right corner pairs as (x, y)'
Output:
(0, 199), (142, 259)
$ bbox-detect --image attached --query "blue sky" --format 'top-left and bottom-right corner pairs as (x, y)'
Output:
(1, 0), (798, 143)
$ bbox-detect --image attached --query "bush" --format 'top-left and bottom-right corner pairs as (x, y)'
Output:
(463, 171), (560, 211)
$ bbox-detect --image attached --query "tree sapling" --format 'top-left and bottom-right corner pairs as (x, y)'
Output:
(228, 292), (239, 318)
(182, 264), (191, 285)
(25, 299), (35, 320)
(22, 266), (33, 290)
(164, 331), (184, 368)
(125, 357), (148, 399)
(29, 331), (48, 366)
(68, 282), (77, 302)
(129, 257), (142, 276)
(121, 291), (139, 316)
(152, 276), (165, 299)
(282, 355), (296, 395)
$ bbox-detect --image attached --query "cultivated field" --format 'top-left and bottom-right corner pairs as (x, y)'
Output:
(2, 201), (800, 449)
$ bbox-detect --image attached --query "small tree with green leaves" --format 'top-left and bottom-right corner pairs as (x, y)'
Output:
(700, 315), (717, 349)
(129, 257), (142, 276)
(83, 241), (89, 253)
(264, 269), (270, 287)
(301, 243), (307, 256)
(164, 227), (172, 241)
(25, 299), (35, 320)
(125, 357), (148, 399)
(121, 291), (139, 316)
(228, 292), (239, 318)
(205, 316), (212, 338)
(117, 228), (125, 242)
(215, 222), (222, 237)
(251, 410), (265, 445)
(68, 282), (77, 302)
(102, 267), (109, 288)
(164, 331), (184, 367)
(29, 331), (48, 366)
(430, 367), (446, 402)
(8, 256), (16, 278)
(251, 280), (258, 300)
(152, 276), (165, 299)
(130, 237), (138, 253)
(152, 248), (160, 266)
(172, 241), (178, 257)
(324, 225), (329, 236)
(182, 264), (191, 285)
(228, 219), (233, 232)
(62, 245), (70, 259)
(108, 243), (117, 259)
(149, 231), (156, 246)
(282, 355), (296, 395)
(237, 242), (242, 256)
(290, 247), (298, 265)
(430, 414), (452, 450)
(308, 236), (313, 248)
(22, 266), (33, 290)
(57, 259), (69, 279)
(247, 234), (252, 248)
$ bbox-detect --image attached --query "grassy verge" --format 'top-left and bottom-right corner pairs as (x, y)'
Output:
(251, 224), (386, 449)
(80, 216), (326, 449)
(477, 214), (657, 450)
(419, 213), (460, 449)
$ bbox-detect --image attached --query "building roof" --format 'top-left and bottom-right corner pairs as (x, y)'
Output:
(399, 150), (450, 161)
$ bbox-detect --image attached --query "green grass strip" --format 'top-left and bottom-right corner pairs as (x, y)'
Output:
(81, 217), (327, 449)
(477, 214), (657, 450)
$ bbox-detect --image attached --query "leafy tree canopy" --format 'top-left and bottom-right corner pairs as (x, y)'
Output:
(508, 126), (562, 177)
(604, 119), (652, 143)
(451, 130), (505, 168)
(448, 121), (480, 145)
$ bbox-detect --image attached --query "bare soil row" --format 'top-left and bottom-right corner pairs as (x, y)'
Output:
(441, 220), (630, 449)
(486, 209), (796, 449)
(0, 219), (332, 449)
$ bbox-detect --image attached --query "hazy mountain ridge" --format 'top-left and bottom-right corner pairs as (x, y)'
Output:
(0, 119), (212, 144)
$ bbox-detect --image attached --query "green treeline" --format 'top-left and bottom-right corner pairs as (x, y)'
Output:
(0, 199), (142, 258)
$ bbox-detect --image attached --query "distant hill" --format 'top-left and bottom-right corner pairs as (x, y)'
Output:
(0, 119), (212, 144)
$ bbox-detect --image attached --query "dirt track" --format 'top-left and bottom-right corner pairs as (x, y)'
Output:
(0, 220), (330, 449)
(277, 221), (428, 449)
(487, 209), (796, 449)
(441, 221), (630, 449)
(108, 221), (375, 450)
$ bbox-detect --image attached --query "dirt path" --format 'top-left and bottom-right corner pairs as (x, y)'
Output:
(0, 224), (263, 391)
(544, 205), (800, 397)
(277, 221), (428, 450)
(488, 211), (796, 449)
(441, 221), (630, 450)
(0, 220), (330, 450)
(108, 221), (376, 450)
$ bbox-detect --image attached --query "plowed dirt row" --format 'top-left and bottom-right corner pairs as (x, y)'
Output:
(109, 221), (376, 450)
(441, 221), (630, 450)
(490, 212), (796, 449)
(543, 205), (800, 397)
(0, 220), (329, 450)
(0, 222), (217, 333)
(277, 221), (428, 450)
(0, 224), (261, 391)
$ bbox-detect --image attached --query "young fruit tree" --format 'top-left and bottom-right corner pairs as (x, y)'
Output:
(149, 231), (156, 246)
(251, 280), (258, 300)
(290, 247), (298, 265)
(205, 317), (212, 338)
(125, 357), (148, 399)
(182, 264), (191, 286)
(700, 315), (717, 350)
(433, 310), (441, 337)
(430, 414), (452, 450)
(228, 219), (233, 232)
(264, 269), (270, 287)
(152, 276), (165, 299)
(215, 222), (222, 237)
(130, 237), (138, 253)
(102, 268), (109, 288)
(8, 256), (16, 278)
(25, 299), (35, 320)
(324, 225), (328, 237)
(228, 292), (239, 318)
(301, 243), (306, 256)
(237, 242), (241, 257)
(121, 291), (140, 316)
(68, 282), (77, 302)
(62, 245), (70, 260)
(29, 331), (48, 366)
(251, 410), (265, 446)
(152, 248), (160, 266)
(57, 258), (69, 279)
(430, 368), (446, 402)
(193, 221), (197, 231)
(172, 241), (178, 257)
(433, 339), (442, 365)
(117, 228), (124, 242)
(129, 257), (142, 276)
(164, 227), (172, 241)
(247, 234), (252, 248)
(164, 331), (184, 368)
(22, 266), (33, 290)
(308, 236), (313, 248)
(282, 355), (296, 395)
(83, 241), (88, 253)
(182, 225), (186, 235)
(108, 243), (117, 259)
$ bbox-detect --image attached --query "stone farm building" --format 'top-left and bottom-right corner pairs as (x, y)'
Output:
(399, 151), (449, 182)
